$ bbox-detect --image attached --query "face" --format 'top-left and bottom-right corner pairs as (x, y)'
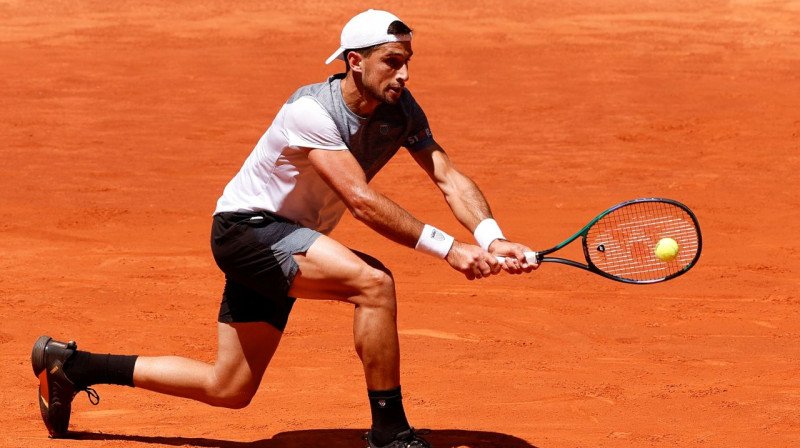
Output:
(356, 41), (413, 105)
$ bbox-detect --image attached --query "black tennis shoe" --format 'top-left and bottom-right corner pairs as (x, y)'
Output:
(363, 427), (433, 448)
(31, 335), (99, 438)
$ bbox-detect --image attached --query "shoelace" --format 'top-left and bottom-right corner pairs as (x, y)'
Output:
(75, 387), (100, 405)
(403, 428), (432, 448)
(363, 428), (432, 448)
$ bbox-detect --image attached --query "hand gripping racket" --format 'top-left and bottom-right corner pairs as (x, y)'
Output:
(497, 198), (702, 284)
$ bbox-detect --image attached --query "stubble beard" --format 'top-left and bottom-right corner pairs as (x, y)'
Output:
(366, 81), (399, 106)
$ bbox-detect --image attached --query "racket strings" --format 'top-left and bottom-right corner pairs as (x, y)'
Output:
(585, 201), (700, 282)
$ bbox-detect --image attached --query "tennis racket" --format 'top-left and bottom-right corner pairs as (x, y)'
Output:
(497, 198), (702, 284)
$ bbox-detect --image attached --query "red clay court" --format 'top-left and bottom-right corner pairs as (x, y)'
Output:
(2, 1), (799, 447)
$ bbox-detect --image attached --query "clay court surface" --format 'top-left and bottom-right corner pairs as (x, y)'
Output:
(2, 1), (799, 447)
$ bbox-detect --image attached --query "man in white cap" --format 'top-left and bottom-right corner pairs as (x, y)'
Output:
(32, 9), (536, 448)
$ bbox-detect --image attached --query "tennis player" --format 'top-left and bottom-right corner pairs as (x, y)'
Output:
(32, 9), (536, 448)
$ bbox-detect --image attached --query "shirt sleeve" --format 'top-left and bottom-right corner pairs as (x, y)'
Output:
(403, 92), (436, 152)
(284, 96), (348, 151)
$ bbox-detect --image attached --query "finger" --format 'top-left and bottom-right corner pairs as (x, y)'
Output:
(484, 255), (504, 274)
(470, 263), (484, 279)
(512, 259), (525, 274)
(495, 255), (518, 274)
(525, 258), (540, 272)
(479, 260), (493, 277)
(511, 249), (529, 269)
(496, 258), (508, 271)
(488, 257), (502, 274)
(513, 255), (528, 273)
(502, 257), (518, 274)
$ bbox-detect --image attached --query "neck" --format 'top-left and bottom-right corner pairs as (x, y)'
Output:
(340, 73), (379, 116)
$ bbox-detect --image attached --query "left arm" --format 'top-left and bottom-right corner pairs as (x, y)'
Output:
(410, 143), (537, 273)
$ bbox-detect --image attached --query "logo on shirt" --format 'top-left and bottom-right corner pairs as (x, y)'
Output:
(407, 128), (433, 146)
(379, 124), (390, 135)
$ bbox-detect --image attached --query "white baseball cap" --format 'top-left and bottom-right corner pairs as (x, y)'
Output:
(325, 9), (412, 65)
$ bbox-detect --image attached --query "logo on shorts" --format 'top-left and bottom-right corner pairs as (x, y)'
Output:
(378, 399), (387, 407)
(379, 124), (390, 135)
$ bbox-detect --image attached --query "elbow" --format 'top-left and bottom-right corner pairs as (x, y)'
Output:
(350, 205), (371, 223)
(437, 169), (470, 200)
(347, 189), (377, 223)
(438, 178), (463, 206)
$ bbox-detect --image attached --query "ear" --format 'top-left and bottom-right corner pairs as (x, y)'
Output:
(347, 51), (364, 73)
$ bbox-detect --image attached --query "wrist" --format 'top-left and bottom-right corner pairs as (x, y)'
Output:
(473, 218), (505, 251)
(415, 224), (455, 259)
(487, 238), (507, 251)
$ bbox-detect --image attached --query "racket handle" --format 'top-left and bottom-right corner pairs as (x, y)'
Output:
(496, 251), (538, 265)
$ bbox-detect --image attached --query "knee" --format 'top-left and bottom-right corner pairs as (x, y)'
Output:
(206, 384), (258, 409)
(357, 266), (396, 310)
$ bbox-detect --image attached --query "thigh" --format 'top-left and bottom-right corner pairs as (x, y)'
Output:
(211, 211), (321, 299)
(214, 321), (283, 393)
(288, 234), (392, 303)
(211, 211), (322, 331)
(218, 278), (297, 332)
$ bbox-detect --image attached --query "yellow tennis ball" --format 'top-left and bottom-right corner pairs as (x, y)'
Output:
(655, 237), (679, 262)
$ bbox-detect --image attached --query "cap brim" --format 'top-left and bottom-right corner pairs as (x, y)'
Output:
(325, 47), (346, 65)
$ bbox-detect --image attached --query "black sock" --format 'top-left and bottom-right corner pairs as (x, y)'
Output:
(368, 386), (410, 446)
(62, 350), (138, 388)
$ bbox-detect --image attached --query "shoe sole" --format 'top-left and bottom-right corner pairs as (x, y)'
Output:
(31, 335), (69, 438)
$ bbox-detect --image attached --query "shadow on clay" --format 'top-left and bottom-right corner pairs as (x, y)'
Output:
(71, 428), (540, 447)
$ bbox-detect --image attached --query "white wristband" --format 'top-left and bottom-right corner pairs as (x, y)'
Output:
(415, 224), (455, 259)
(473, 218), (505, 251)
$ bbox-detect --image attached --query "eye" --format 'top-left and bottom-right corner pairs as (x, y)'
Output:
(385, 57), (407, 70)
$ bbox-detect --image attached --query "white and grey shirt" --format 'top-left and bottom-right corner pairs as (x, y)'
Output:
(214, 74), (435, 234)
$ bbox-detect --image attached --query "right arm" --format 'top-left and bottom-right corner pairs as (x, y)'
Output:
(305, 148), (500, 280)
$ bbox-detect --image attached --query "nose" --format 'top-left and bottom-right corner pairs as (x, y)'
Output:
(397, 62), (409, 84)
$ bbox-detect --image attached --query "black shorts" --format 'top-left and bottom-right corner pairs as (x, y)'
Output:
(210, 211), (321, 331)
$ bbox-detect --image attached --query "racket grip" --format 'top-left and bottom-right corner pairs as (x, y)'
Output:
(496, 251), (538, 265)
